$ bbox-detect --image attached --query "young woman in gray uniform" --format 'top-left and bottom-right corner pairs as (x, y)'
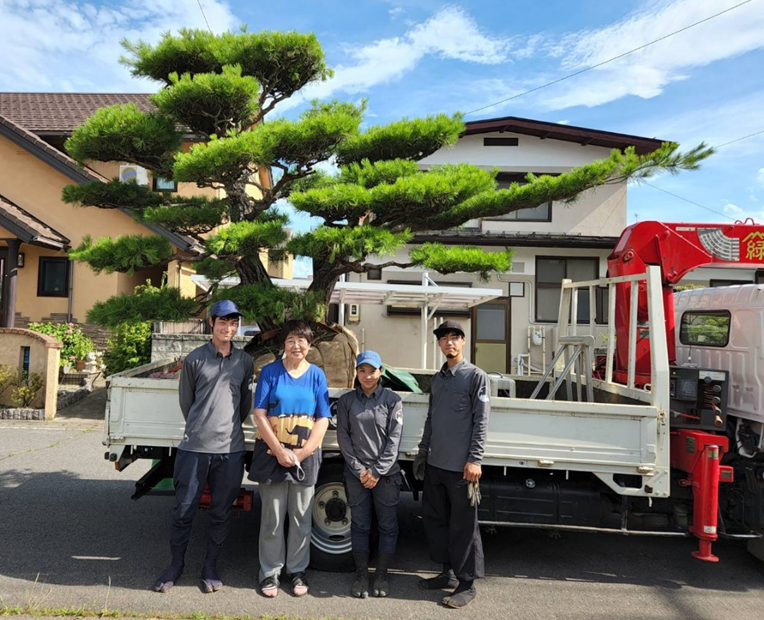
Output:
(336, 351), (403, 599)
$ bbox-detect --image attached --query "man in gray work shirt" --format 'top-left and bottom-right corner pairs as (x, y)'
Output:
(152, 300), (254, 594)
(337, 351), (403, 599)
(414, 320), (489, 609)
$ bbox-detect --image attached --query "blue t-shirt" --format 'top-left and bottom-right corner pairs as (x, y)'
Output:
(249, 361), (331, 485)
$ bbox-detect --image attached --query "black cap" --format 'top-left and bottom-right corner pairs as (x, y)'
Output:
(433, 320), (465, 339)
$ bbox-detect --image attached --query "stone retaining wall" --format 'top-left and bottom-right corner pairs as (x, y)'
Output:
(0, 408), (45, 420)
(151, 334), (251, 362)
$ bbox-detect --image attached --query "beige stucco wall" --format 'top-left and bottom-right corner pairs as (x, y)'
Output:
(0, 328), (61, 417)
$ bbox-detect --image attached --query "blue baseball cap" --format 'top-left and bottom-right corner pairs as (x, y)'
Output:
(210, 299), (243, 318)
(356, 350), (383, 369)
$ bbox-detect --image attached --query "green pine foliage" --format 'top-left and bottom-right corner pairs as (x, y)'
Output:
(87, 281), (198, 328)
(62, 180), (164, 210)
(63, 27), (713, 330)
(151, 66), (261, 137)
(140, 200), (228, 235)
(65, 104), (181, 175)
(336, 114), (464, 164)
(288, 226), (413, 263)
(205, 216), (289, 257)
(214, 285), (326, 324)
(411, 244), (514, 281)
(69, 235), (174, 275)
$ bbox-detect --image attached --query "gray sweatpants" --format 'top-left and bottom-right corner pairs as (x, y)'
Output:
(258, 481), (315, 581)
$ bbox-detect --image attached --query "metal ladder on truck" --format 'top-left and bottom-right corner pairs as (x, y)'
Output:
(529, 334), (595, 402)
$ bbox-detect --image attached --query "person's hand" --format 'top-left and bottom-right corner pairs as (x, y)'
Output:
(292, 447), (308, 463)
(361, 469), (378, 489)
(413, 450), (427, 481)
(276, 446), (296, 468)
(463, 461), (482, 482)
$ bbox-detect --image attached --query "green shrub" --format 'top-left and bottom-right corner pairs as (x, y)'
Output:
(103, 322), (153, 375)
(0, 366), (44, 408)
(11, 371), (44, 407)
(28, 321), (94, 367)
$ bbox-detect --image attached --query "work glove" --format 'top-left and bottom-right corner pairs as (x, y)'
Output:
(468, 480), (482, 507)
(413, 449), (428, 481)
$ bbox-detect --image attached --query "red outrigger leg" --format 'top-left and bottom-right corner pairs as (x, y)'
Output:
(670, 430), (734, 562)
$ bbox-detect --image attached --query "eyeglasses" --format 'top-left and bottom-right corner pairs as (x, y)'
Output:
(438, 335), (463, 343)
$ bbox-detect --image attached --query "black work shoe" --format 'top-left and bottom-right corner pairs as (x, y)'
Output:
(152, 564), (184, 593)
(351, 571), (369, 598)
(200, 566), (222, 593)
(372, 572), (390, 597)
(419, 570), (458, 590)
(442, 582), (477, 608)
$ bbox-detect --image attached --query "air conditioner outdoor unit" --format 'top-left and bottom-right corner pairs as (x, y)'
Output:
(119, 164), (149, 186)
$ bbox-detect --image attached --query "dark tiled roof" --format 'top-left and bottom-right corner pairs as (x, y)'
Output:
(0, 193), (70, 249)
(414, 230), (620, 249)
(463, 116), (665, 155)
(0, 92), (153, 134)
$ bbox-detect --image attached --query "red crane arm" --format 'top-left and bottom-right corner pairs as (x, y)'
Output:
(606, 221), (764, 382)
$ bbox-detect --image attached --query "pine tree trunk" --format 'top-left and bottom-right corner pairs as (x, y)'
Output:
(236, 255), (279, 332)
(309, 260), (344, 318)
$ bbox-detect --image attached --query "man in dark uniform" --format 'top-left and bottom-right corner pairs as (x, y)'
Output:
(152, 300), (254, 594)
(414, 320), (490, 609)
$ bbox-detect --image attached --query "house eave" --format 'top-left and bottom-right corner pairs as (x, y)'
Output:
(412, 232), (620, 250)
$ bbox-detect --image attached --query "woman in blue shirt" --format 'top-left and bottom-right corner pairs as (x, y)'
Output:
(249, 319), (331, 598)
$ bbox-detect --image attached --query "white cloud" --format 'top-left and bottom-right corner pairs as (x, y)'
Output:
(0, 0), (238, 92)
(277, 6), (510, 112)
(469, 0), (764, 115)
(721, 201), (764, 224)
(757, 168), (764, 187)
(389, 6), (405, 19)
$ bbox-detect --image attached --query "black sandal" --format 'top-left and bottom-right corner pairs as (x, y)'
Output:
(260, 575), (279, 597)
(289, 572), (309, 596)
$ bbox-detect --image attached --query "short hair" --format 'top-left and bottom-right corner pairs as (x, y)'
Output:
(280, 319), (314, 345)
(211, 313), (240, 322)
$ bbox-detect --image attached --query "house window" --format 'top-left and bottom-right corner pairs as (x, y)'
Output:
(535, 257), (600, 323)
(38, 257), (69, 297)
(367, 267), (382, 281)
(152, 176), (178, 192)
(679, 311), (731, 347)
(485, 172), (555, 222)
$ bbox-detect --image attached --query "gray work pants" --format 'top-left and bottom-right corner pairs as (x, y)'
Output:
(257, 481), (314, 581)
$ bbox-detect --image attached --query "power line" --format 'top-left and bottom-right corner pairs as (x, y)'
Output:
(464, 0), (756, 117)
(196, 0), (213, 34)
(642, 182), (735, 221)
(715, 128), (764, 148)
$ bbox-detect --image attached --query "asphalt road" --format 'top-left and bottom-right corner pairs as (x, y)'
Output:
(1, 404), (764, 620)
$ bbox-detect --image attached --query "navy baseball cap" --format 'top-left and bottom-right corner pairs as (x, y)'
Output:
(433, 320), (465, 339)
(356, 350), (383, 369)
(210, 299), (243, 318)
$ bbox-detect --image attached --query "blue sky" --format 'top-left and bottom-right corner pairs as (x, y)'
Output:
(2, 0), (764, 234)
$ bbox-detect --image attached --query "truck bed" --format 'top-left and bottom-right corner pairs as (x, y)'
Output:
(105, 359), (669, 498)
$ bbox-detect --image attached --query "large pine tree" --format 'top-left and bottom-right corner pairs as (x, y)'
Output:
(63, 28), (712, 332)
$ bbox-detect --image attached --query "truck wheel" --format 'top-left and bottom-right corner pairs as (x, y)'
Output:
(310, 463), (355, 572)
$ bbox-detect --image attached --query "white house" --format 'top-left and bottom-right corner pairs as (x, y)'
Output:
(340, 116), (666, 373)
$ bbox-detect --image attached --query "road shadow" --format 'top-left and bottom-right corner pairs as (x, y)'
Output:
(1, 468), (763, 601)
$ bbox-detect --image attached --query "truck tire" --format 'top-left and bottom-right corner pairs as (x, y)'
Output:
(310, 462), (355, 572)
